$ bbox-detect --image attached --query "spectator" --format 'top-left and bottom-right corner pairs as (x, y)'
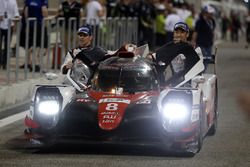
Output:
(0, 0), (19, 70)
(155, 4), (167, 47)
(185, 6), (196, 42)
(61, 25), (107, 75)
(175, 2), (191, 22)
(106, 0), (117, 17)
(192, 5), (216, 69)
(85, 0), (105, 44)
(221, 14), (229, 40)
(134, 0), (156, 49)
(19, 0), (48, 72)
(245, 11), (250, 49)
(164, 8), (181, 43)
(58, 0), (84, 52)
(85, 0), (105, 26)
(230, 13), (241, 42)
(113, 0), (135, 17)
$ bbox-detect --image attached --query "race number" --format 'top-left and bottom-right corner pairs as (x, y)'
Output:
(105, 103), (118, 111)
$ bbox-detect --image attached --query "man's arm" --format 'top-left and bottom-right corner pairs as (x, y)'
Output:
(156, 42), (200, 86)
(61, 51), (73, 74)
(97, 1), (105, 18)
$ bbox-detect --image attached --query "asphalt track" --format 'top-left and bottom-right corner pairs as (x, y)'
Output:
(0, 40), (249, 167)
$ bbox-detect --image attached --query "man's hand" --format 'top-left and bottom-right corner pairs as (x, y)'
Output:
(65, 61), (73, 69)
(146, 52), (156, 61)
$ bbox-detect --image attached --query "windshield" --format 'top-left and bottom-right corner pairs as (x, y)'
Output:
(70, 60), (92, 88)
(92, 68), (158, 93)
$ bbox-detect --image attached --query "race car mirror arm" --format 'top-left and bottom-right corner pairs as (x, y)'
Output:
(66, 68), (89, 92)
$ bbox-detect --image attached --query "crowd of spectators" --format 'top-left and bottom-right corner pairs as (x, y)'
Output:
(55, 0), (199, 50)
(1, 0), (250, 72)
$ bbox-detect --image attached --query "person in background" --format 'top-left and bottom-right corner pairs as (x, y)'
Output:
(58, 0), (84, 52)
(106, 0), (117, 17)
(134, 0), (156, 49)
(221, 14), (229, 40)
(230, 13), (241, 42)
(61, 25), (107, 75)
(85, 0), (106, 45)
(155, 3), (167, 48)
(185, 6), (195, 42)
(164, 7), (181, 44)
(112, 0), (135, 17)
(19, 0), (48, 72)
(245, 11), (250, 49)
(192, 5), (216, 68)
(0, 0), (19, 70)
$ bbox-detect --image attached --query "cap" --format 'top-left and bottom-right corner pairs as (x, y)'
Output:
(77, 25), (93, 36)
(174, 22), (189, 32)
(202, 5), (215, 14)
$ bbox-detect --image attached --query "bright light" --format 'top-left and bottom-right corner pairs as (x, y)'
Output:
(244, 0), (248, 3)
(163, 103), (188, 120)
(110, 88), (116, 94)
(38, 101), (60, 115)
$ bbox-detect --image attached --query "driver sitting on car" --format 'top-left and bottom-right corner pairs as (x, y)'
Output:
(61, 25), (107, 75)
(153, 22), (201, 86)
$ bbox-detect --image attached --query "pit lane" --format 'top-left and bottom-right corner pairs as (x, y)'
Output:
(0, 40), (250, 167)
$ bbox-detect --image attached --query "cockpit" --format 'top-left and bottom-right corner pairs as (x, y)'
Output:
(91, 57), (159, 93)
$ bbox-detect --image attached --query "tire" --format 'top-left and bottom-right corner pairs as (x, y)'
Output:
(197, 94), (204, 152)
(207, 80), (218, 136)
(180, 94), (204, 156)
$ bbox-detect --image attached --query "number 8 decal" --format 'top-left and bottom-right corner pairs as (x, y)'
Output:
(106, 103), (118, 111)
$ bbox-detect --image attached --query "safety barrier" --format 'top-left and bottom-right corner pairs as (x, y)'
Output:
(0, 17), (138, 85)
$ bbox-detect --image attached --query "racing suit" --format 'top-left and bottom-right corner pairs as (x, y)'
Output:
(155, 41), (200, 86)
(61, 46), (107, 74)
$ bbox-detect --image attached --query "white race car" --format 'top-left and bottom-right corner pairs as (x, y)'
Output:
(24, 45), (218, 156)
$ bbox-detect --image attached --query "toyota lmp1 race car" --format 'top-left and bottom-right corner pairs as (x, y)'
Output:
(24, 44), (218, 156)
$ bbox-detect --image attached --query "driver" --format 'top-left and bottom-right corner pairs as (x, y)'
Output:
(61, 25), (107, 74)
(155, 22), (201, 85)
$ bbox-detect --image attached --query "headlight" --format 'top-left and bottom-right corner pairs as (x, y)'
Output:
(162, 103), (188, 120)
(38, 100), (60, 115)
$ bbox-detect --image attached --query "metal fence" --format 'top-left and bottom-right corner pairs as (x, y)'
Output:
(0, 17), (138, 85)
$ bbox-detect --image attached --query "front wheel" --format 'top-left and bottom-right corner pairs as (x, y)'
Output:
(207, 80), (218, 136)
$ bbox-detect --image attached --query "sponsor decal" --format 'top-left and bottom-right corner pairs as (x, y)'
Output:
(100, 111), (120, 123)
(192, 104), (200, 109)
(102, 94), (129, 97)
(76, 98), (91, 102)
(136, 99), (151, 104)
(99, 98), (130, 104)
(98, 101), (129, 130)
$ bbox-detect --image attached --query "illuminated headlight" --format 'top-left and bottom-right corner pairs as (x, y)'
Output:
(38, 100), (60, 115)
(162, 103), (188, 120)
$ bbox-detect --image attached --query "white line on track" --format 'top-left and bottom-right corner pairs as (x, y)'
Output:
(0, 110), (28, 128)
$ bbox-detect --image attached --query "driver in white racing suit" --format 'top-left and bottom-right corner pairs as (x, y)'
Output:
(61, 25), (107, 74)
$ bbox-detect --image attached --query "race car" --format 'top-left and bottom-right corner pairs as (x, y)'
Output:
(24, 45), (218, 156)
